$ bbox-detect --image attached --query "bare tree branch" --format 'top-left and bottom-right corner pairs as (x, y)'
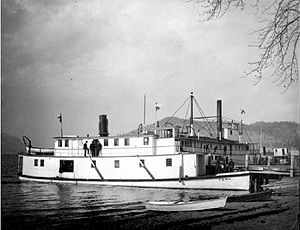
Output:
(196, 0), (299, 92)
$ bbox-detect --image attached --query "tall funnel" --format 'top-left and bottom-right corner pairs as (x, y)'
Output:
(217, 100), (222, 140)
(98, 115), (109, 137)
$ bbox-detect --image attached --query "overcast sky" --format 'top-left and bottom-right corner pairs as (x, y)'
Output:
(1, 0), (299, 147)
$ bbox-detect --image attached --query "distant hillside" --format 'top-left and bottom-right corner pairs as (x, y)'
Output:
(127, 117), (299, 149)
(245, 122), (300, 149)
(1, 133), (25, 154)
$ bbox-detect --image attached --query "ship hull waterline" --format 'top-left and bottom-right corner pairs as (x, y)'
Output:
(18, 171), (251, 191)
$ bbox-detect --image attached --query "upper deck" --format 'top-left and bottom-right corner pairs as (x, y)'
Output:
(52, 126), (257, 157)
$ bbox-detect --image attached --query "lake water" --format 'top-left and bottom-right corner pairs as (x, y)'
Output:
(1, 153), (246, 229)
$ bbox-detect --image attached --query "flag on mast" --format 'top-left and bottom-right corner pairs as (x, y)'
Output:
(58, 113), (62, 123)
(155, 103), (161, 111)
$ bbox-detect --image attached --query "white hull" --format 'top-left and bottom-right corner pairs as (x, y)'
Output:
(145, 197), (227, 211)
(18, 171), (250, 190)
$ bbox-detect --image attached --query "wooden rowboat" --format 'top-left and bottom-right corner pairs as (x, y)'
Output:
(145, 196), (227, 212)
(227, 190), (272, 202)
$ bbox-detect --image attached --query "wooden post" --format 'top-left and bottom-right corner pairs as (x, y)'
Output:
(290, 154), (294, 177)
(254, 178), (258, 193)
(245, 154), (249, 170)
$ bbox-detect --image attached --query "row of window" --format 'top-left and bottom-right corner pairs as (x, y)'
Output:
(33, 158), (173, 172)
(57, 137), (150, 148)
(34, 159), (44, 167)
(181, 141), (249, 151)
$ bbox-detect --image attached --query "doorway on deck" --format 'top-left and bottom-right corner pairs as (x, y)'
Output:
(196, 154), (205, 176)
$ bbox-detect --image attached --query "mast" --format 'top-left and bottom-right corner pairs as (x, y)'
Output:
(58, 113), (63, 137)
(143, 94), (146, 125)
(217, 100), (222, 140)
(190, 92), (194, 136)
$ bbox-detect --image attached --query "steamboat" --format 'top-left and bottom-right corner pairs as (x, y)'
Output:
(18, 92), (261, 190)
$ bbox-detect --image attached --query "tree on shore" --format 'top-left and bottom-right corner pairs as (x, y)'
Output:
(196, 0), (299, 92)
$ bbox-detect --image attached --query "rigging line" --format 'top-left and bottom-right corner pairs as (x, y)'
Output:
(193, 101), (212, 135)
(194, 99), (217, 136)
(162, 96), (190, 127)
(243, 128), (252, 143)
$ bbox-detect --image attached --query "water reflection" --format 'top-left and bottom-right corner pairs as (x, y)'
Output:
(2, 154), (249, 229)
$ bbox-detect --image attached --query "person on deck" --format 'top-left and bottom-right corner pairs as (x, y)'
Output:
(228, 159), (235, 172)
(83, 141), (89, 157)
(94, 140), (102, 157)
(216, 157), (221, 174)
(90, 141), (95, 157)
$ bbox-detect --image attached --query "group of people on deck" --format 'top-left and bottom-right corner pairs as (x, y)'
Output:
(207, 155), (235, 174)
(83, 139), (102, 157)
(215, 156), (235, 174)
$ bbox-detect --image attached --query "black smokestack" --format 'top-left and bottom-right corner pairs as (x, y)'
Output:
(217, 100), (222, 140)
(98, 115), (109, 137)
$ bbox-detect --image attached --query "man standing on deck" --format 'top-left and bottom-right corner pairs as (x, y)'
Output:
(83, 141), (89, 157)
(229, 159), (235, 172)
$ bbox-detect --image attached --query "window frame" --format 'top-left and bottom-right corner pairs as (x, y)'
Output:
(59, 160), (74, 173)
(143, 137), (149, 145)
(40, 159), (44, 167)
(124, 138), (130, 146)
(34, 159), (38, 167)
(58, 140), (62, 147)
(114, 160), (120, 168)
(114, 138), (119, 146)
(104, 139), (108, 146)
(166, 158), (172, 167)
(91, 160), (96, 168)
(139, 159), (145, 167)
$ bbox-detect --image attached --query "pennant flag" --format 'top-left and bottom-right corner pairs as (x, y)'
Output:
(58, 114), (62, 123)
(155, 103), (161, 111)
(240, 109), (246, 114)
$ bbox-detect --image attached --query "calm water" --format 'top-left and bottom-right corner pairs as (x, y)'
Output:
(1, 153), (246, 230)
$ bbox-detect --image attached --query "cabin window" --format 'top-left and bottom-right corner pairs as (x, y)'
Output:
(114, 160), (120, 168)
(40, 159), (44, 167)
(166, 129), (173, 138)
(114, 138), (119, 146)
(166, 158), (172, 167)
(104, 139), (108, 146)
(65, 140), (69, 147)
(139, 159), (145, 167)
(34, 159), (38, 166)
(58, 140), (62, 147)
(91, 160), (96, 168)
(124, 138), (130, 146)
(59, 160), (74, 173)
(157, 129), (173, 138)
(143, 137), (149, 145)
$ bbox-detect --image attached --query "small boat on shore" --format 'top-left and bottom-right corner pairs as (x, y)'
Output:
(145, 196), (227, 212)
(227, 190), (272, 202)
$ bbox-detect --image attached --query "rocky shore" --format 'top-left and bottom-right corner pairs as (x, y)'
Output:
(40, 176), (299, 230)
(103, 177), (299, 230)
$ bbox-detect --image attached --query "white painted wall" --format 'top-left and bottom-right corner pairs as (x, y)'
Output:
(21, 153), (198, 180)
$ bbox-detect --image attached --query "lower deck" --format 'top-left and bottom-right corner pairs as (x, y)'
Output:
(18, 153), (271, 191)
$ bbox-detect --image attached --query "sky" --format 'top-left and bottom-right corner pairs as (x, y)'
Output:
(1, 0), (299, 147)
